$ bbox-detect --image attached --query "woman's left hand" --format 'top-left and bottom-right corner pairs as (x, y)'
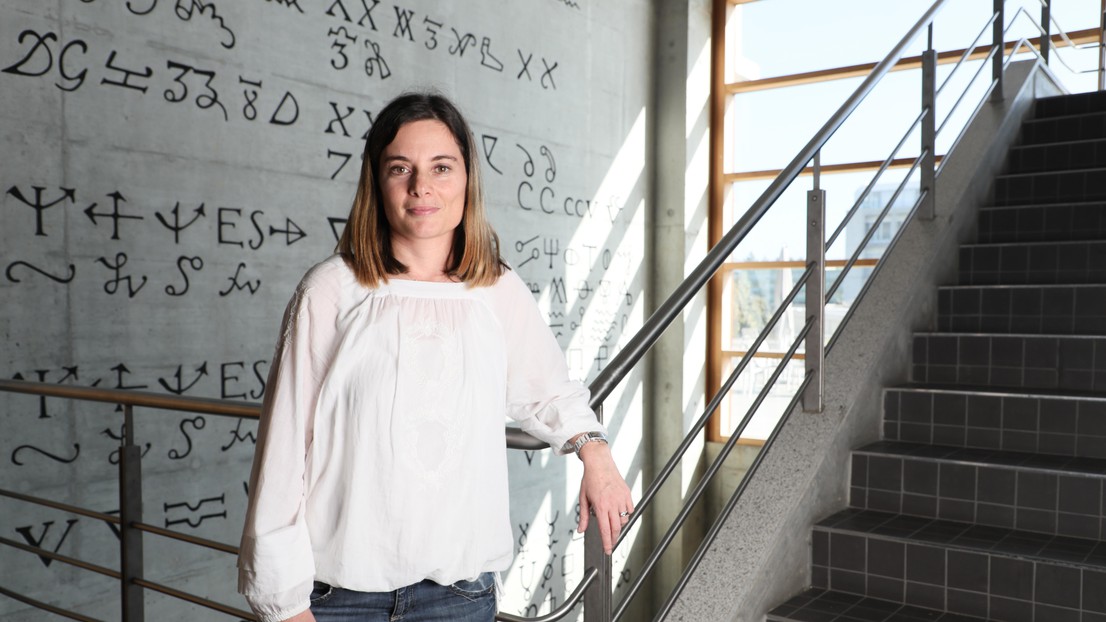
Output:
(576, 441), (634, 555)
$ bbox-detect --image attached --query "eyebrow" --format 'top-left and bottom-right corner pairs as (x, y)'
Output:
(381, 154), (459, 164)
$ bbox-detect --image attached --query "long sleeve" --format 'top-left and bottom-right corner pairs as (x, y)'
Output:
(493, 271), (607, 453)
(238, 271), (339, 621)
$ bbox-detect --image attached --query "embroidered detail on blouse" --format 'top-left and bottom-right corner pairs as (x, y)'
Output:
(398, 319), (465, 480)
(281, 282), (313, 350)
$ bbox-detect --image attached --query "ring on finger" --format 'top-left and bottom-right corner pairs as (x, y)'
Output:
(619, 511), (632, 518)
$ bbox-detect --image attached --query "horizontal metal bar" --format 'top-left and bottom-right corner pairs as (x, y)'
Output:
(132, 578), (257, 620)
(0, 380), (545, 450)
(726, 27), (1099, 94)
(494, 568), (598, 622)
(725, 155), (943, 183)
(0, 379), (260, 418)
(132, 522), (238, 555)
(0, 489), (120, 524)
(0, 535), (121, 580)
(506, 427), (550, 450)
(0, 585), (105, 622)
(721, 258), (878, 270)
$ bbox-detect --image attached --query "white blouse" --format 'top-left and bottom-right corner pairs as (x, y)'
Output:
(237, 255), (606, 622)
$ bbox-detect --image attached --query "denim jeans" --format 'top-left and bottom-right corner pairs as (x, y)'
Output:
(308, 572), (496, 622)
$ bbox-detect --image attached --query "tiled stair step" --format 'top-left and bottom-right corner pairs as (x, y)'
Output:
(851, 441), (1106, 540)
(767, 588), (990, 622)
(883, 386), (1106, 459)
(992, 167), (1106, 206)
(958, 240), (1106, 285)
(804, 508), (1106, 622)
(1035, 91), (1106, 119)
(1005, 138), (1106, 175)
(937, 285), (1106, 335)
(1019, 110), (1106, 146)
(978, 201), (1106, 244)
(912, 332), (1106, 392)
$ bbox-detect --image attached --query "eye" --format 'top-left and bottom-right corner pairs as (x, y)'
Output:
(389, 165), (409, 175)
(434, 164), (451, 173)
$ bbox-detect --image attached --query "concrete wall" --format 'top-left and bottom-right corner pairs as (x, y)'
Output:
(663, 61), (1063, 622)
(0, 1), (656, 619)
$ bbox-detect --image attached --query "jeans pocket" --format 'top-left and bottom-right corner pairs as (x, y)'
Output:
(309, 581), (335, 604)
(446, 572), (495, 602)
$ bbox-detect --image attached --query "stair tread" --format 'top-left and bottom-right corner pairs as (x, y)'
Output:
(768, 588), (992, 622)
(979, 199), (1106, 210)
(959, 238), (1106, 248)
(887, 383), (1106, 402)
(1009, 136), (1106, 151)
(854, 440), (1106, 475)
(995, 165), (1106, 179)
(1023, 109), (1106, 124)
(816, 508), (1106, 569)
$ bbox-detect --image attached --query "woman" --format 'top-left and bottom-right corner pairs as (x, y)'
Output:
(238, 92), (634, 622)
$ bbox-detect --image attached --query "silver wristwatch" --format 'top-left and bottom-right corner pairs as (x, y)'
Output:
(564, 431), (608, 458)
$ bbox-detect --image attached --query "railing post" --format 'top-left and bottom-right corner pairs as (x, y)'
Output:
(803, 153), (825, 414)
(119, 405), (144, 622)
(1099, 0), (1105, 91)
(920, 27), (937, 221)
(1040, 0), (1051, 64)
(582, 519), (612, 622)
(583, 405), (611, 622)
(992, 0), (1005, 101)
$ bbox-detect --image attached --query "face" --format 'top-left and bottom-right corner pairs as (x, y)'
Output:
(378, 119), (467, 253)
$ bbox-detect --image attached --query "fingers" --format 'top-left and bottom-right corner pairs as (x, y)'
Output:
(599, 509), (614, 554)
(577, 487), (590, 534)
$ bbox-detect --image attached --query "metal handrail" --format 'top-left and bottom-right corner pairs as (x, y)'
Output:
(2, 1), (1101, 621)
(587, 0), (952, 414)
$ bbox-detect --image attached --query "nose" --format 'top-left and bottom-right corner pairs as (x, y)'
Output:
(408, 170), (429, 197)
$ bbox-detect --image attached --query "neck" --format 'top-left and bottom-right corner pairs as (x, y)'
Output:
(391, 236), (455, 282)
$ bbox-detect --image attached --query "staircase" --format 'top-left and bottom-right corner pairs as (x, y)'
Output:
(767, 90), (1106, 622)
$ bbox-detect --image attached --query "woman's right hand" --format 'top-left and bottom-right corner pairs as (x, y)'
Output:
(283, 610), (316, 622)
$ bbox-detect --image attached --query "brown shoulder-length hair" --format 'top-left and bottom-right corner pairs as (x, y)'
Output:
(337, 92), (506, 288)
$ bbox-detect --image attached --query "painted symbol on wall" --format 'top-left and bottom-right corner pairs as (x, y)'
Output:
(102, 424), (153, 465)
(96, 253), (147, 297)
(167, 416), (206, 459)
(158, 363), (209, 395)
(5, 260), (76, 285)
(6, 185), (76, 236)
(11, 443), (80, 466)
(2, 30), (88, 92)
(14, 519), (78, 567)
(164, 494), (227, 529)
(84, 191), (143, 240)
(154, 202), (206, 243)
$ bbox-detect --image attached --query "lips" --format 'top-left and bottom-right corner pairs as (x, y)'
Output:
(406, 206), (439, 216)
